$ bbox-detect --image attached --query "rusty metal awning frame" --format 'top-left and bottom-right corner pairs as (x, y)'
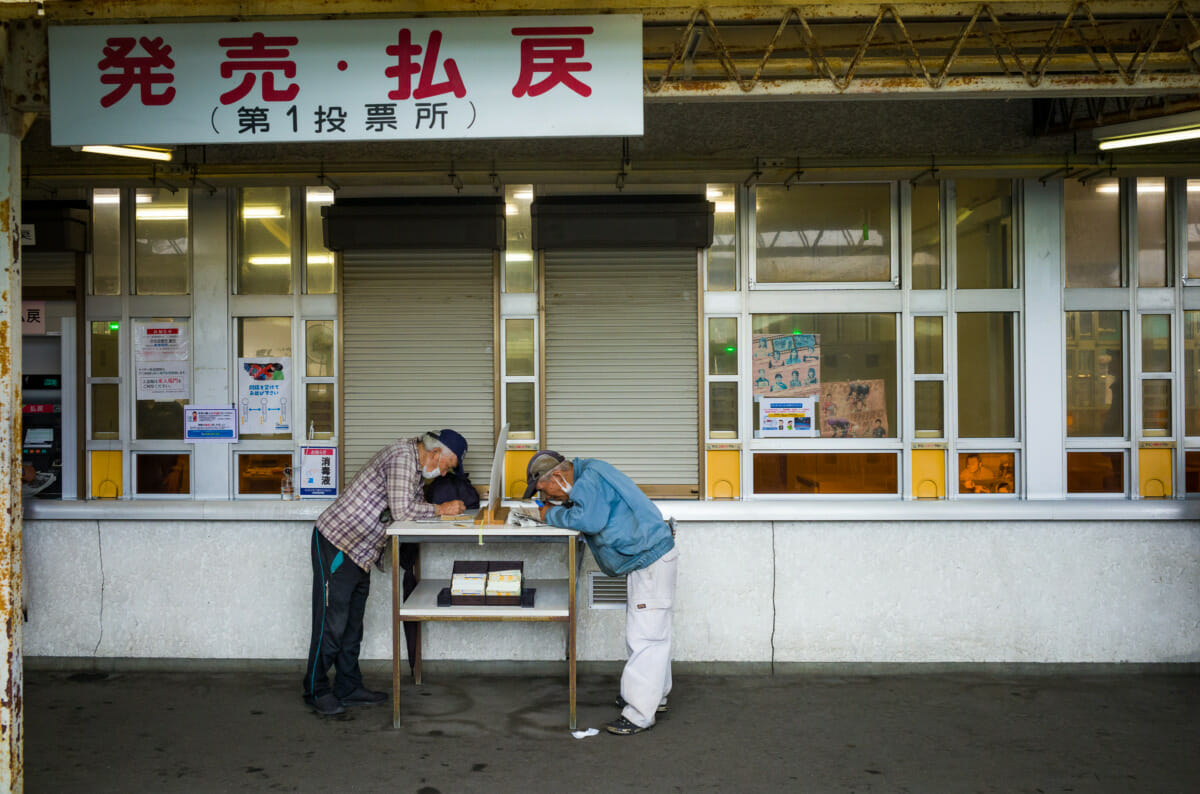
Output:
(1, 2), (1198, 101)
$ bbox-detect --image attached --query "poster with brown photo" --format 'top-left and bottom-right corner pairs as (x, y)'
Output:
(819, 379), (888, 438)
(752, 332), (820, 398)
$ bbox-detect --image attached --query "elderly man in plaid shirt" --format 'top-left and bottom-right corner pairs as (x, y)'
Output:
(303, 429), (469, 716)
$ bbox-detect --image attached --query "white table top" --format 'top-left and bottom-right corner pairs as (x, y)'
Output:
(386, 521), (579, 539)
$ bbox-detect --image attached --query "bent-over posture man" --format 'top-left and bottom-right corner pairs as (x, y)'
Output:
(525, 451), (678, 735)
(303, 429), (469, 716)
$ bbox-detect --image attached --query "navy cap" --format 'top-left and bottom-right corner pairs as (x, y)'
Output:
(430, 429), (468, 475)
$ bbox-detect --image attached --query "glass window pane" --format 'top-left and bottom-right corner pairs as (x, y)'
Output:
(306, 320), (335, 377)
(134, 188), (189, 294)
(92, 189), (121, 295)
(239, 317), (292, 357)
(708, 317), (738, 375)
(305, 187), (335, 294)
(911, 183), (941, 289)
(957, 451), (1015, 494)
(1141, 314), (1170, 373)
(914, 316), (943, 374)
(955, 179), (1012, 289)
(239, 186), (292, 295)
(306, 383), (335, 439)
(1066, 311), (1124, 438)
(709, 382), (737, 437)
(753, 452), (897, 494)
(755, 184), (892, 283)
(914, 381), (943, 438)
(1186, 450), (1200, 494)
(1186, 312), (1200, 436)
(1188, 180), (1200, 279)
(1142, 379), (1172, 437)
(708, 184), (737, 291)
(136, 399), (185, 439)
(505, 185), (534, 293)
(505, 382), (535, 437)
(957, 312), (1015, 437)
(752, 314), (896, 438)
(238, 453), (291, 495)
(1064, 178), (1121, 288)
(1137, 178), (1168, 287)
(1067, 450), (1125, 494)
(505, 319), (535, 377)
(135, 453), (189, 495)
(90, 321), (120, 377)
(91, 383), (119, 440)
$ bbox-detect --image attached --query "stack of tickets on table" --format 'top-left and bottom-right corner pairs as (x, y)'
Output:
(450, 570), (486, 597)
(486, 568), (522, 597)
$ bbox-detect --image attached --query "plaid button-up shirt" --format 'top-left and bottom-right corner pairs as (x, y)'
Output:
(316, 437), (436, 571)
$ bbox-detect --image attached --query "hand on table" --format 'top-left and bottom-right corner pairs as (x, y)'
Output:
(436, 499), (466, 516)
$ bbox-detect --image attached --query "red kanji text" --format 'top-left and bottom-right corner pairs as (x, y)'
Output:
(511, 26), (593, 98)
(218, 32), (300, 105)
(385, 29), (466, 101)
(97, 36), (177, 108)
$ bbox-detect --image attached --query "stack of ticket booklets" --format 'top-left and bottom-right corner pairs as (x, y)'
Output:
(440, 560), (533, 607)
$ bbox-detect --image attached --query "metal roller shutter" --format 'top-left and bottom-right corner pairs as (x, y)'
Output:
(342, 250), (495, 484)
(22, 251), (78, 288)
(544, 249), (698, 489)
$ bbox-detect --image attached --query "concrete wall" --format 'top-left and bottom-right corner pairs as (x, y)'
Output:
(23, 516), (1200, 664)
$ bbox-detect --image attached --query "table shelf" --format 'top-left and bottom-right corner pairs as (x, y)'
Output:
(399, 578), (570, 620)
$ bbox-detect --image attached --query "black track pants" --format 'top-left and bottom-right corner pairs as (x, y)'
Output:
(303, 527), (370, 699)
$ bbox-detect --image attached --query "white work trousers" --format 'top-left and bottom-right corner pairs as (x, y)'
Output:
(620, 546), (679, 728)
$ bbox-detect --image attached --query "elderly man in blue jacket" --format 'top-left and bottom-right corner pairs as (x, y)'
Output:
(526, 450), (679, 735)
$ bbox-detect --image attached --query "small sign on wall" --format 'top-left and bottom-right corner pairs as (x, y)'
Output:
(21, 301), (45, 334)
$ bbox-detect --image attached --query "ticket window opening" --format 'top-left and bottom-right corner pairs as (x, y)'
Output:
(22, 373), (63, 499)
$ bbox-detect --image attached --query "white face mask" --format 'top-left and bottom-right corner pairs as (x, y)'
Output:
(422, 465), (441, 479)
(554, 473), (573, 495)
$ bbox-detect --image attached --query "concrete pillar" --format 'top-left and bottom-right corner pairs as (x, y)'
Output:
(0, 117), (23, 791)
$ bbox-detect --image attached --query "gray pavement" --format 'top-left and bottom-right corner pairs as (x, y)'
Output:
(25, 667), (1200, 793)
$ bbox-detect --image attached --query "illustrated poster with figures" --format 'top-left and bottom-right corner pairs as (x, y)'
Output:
(819, 379), (888, 438)
(752, 333), (821, 398)
(237, 357), (291, 433)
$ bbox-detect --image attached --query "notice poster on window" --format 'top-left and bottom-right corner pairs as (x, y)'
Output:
(758, 396), (818, 437)
(752, 332), (820, 398)
(135, 321), (190, 401)
(237, 357), (291, 433)
(819, 379), (888, 438)
(184, 405), (239, 442)
(299, 446), (338, 498)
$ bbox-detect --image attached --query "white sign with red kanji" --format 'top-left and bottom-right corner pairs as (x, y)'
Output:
(49, 15), (642, 145)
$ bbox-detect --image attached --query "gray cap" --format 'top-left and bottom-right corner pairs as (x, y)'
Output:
(521, 450), (565, 499)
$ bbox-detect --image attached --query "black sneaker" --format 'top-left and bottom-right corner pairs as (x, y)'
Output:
(614, 694), (669, 714)
(305, 692), (345, 716)
(339, 687), (387, 706)
(605, 715), (651, 735)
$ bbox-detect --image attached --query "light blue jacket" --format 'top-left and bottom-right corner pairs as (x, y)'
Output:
(544, 458), (674, 577)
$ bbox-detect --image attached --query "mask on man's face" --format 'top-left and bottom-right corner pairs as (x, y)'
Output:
(422, 465), (441, 479)
(554, 473), (573, 495)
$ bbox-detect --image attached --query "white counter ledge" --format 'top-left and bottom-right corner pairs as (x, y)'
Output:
(23, 497), (1200, 522)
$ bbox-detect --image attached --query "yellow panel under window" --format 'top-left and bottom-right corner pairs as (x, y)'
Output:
(1138, 447), (1172, 498)
(90, 450), (122, 499)
(504, 449), (535, 499)
(706, 449), (740, 499)
(911, 449), (945, 499)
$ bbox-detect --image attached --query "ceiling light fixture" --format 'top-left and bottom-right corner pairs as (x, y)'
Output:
(1094, 110), (1200, 151)
(77, 144), (174, 162)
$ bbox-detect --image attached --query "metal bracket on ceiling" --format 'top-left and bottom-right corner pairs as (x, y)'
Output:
(489, 166), (501, 193)
(616, 138), (630, 191)
(188, 166), (216, 196)
(744, 159), (762, 189)
(1038, 156), (1079, 185)
(317, 163), (340, 193)
(448, 161), (463, 193)
(783, 161), (804, 189)
(149, 165), (179, 194)
(909, 155), (938, 186)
